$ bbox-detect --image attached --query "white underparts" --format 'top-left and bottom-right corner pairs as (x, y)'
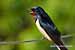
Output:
(35, 19), (51, 41)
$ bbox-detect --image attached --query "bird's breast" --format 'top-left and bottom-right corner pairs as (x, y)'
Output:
(35, 19), (51, 41)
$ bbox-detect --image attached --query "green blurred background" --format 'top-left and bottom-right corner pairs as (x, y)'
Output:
(0, 0), (75, 50)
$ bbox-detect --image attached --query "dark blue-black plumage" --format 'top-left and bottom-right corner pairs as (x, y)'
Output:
(31, 6), (61, 38)
(31, 6), (68, 50)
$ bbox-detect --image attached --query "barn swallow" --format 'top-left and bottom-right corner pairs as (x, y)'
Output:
(30, 6), (68, 50)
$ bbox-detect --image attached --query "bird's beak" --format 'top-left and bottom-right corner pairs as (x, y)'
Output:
(30, 11), (36, 17)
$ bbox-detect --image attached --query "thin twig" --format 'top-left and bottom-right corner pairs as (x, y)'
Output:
(61, 35), (72, 39)
(0, 35), (72, 45)
(0, 37), (45, 45)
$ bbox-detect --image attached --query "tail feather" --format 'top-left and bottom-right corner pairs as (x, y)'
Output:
(55, 39), (68, 50)
(56, 45), (68, 50)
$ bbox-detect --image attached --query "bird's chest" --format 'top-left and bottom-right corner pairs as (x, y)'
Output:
(36, 20), (46, 35)
(35, 19), (51, 41)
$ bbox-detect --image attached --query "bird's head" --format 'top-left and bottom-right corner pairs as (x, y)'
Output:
(30, 6), (47, 22)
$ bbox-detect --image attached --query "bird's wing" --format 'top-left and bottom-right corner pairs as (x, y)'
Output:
(40, 20), (61, 39)
(40, 20), (64, 45)
(40, 21), (68, 50)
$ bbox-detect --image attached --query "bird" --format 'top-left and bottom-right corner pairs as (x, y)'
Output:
(30, 6), (68, 50)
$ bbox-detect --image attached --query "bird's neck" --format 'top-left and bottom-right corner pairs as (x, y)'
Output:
(35, 15), (41, 23)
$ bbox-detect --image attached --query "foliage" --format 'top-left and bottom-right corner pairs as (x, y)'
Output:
(0, 0), (75, 50)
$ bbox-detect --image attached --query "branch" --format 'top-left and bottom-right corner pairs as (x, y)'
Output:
(0, 35), (72, 45)
(61, 35), (72, 39)
(0, 37), (44, 45)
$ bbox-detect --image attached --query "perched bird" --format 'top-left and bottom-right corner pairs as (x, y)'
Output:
(30, 6), (68, 50)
